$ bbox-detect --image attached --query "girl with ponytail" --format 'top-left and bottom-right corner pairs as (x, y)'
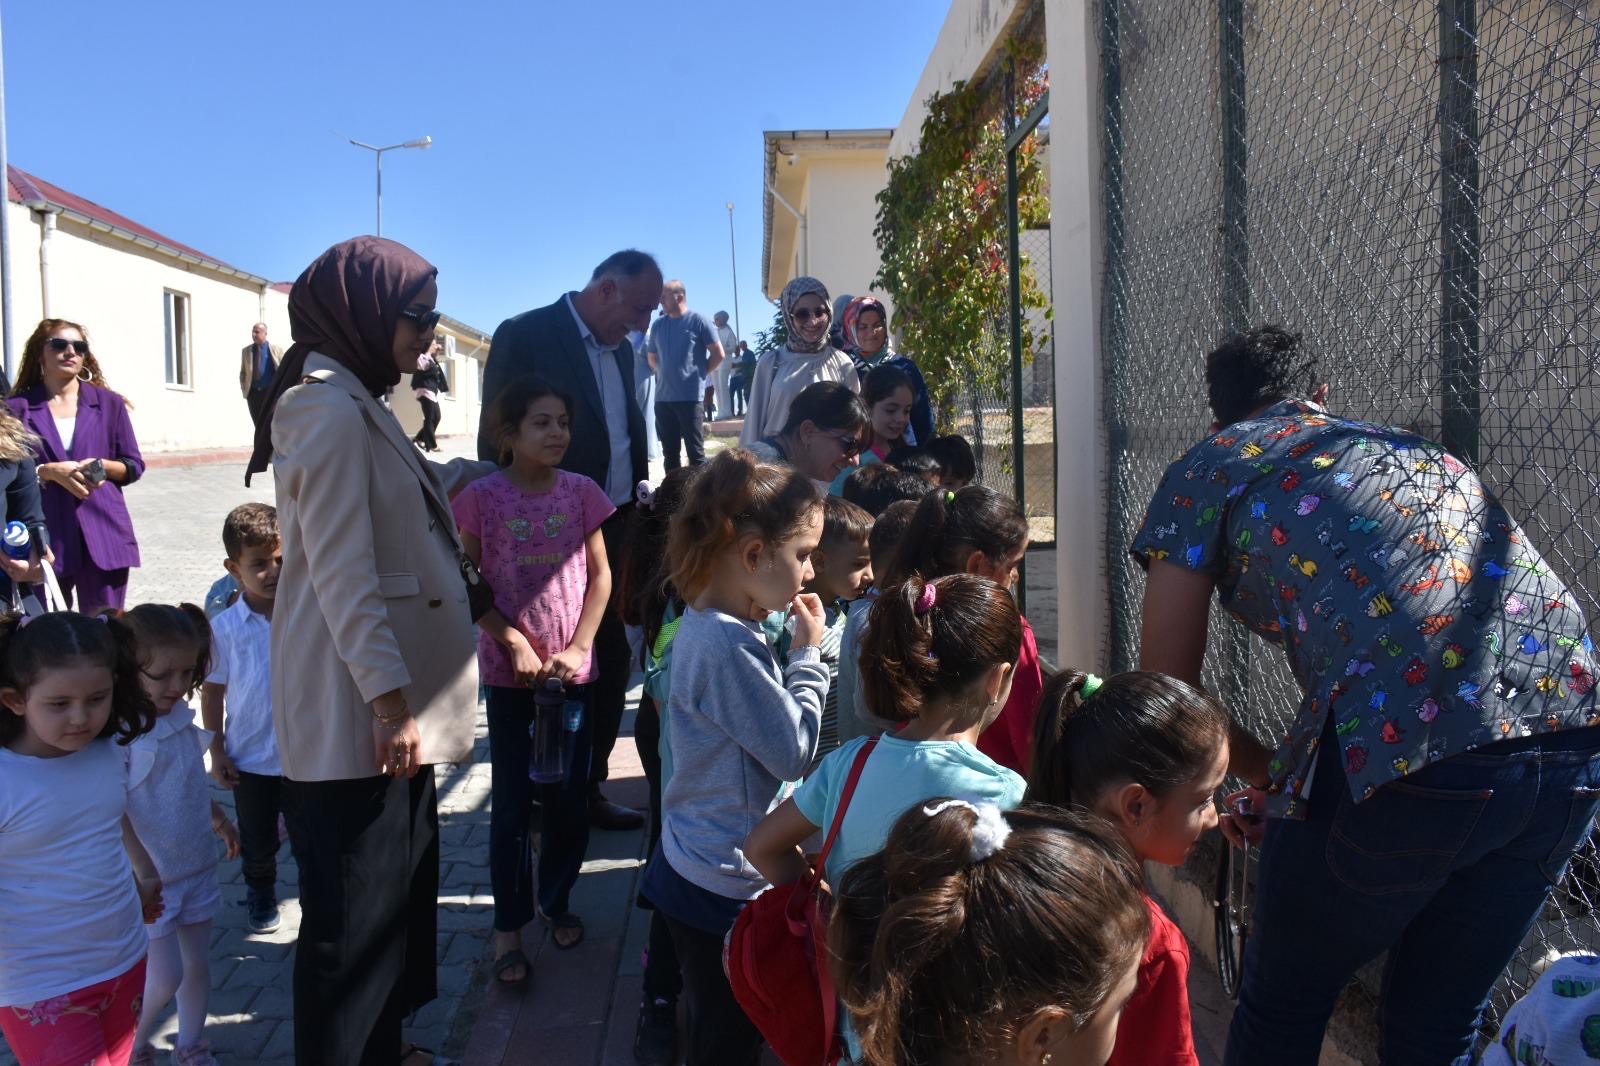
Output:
(876, 483), (1041, 773)
(642, 448), (828, 1064)
(828, 800), (1148, 1066)
(1027, 670), (1233, 1066)
(0, 611), (163, 1066)
(745, 573), (1028, 1062)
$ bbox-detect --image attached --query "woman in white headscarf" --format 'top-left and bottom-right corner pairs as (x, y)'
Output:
(739, 277), (859, 445)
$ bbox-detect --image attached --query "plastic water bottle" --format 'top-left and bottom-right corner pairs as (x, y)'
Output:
(2, 522), (29, 562)
(529, 678), (582, 784)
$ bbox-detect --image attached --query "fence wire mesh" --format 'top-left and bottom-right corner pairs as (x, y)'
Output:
(1098, 0), (1600, 1031)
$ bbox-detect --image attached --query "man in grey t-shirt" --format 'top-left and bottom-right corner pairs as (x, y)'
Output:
(644, 280), (724, 469)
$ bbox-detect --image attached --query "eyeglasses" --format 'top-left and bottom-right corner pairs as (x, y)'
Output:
(827, 432), (862, 457)
(791, 308), (830, 324)
(399, 307), (442, 332)
(47, 338), (90, 355)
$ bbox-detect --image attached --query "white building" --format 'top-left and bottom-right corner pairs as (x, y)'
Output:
(4, 166), (489, 452)
(761, 129), (893, 316)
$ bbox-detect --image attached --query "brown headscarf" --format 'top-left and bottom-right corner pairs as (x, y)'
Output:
(246, 236), (438, 483)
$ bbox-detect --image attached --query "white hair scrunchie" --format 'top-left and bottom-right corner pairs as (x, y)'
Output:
(923, 799), (1012, 862)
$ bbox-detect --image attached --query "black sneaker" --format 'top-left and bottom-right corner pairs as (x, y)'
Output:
(633, 997), (677, 1066)
(247, 892), (281, 935)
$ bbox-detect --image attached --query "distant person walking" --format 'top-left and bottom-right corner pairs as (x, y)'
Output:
(645, 280), (724, 470)
(240, 322), (282, 427)
(712, 310), (737, 421)
(410, 340), (448, 452)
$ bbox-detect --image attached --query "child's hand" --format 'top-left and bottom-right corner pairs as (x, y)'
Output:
(1218, 787), (1267, 848)
(214, 816), (241, 860)
(209, 747), (240, 790)
(788, 593), (827, 649)
(541, 646), (588, 685)
(507, 632), (544, 688)
(136, 876), (164, 924)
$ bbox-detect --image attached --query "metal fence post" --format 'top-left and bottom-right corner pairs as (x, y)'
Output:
(1439, 0), (1481, 465)
(1100, 0), (1137, 671)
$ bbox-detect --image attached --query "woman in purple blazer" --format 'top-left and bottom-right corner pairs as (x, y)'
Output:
(9, 319), (144, 612)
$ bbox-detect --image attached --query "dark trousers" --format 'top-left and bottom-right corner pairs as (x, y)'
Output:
(284, 770), (439, 1066)
(633, 696), (682, 1003)
(655, 401), (706, 470)
(1226, 725), (1600, 1066)
(235, 770), (287, 898)
(662, 913), (763, 1066)
(730, 379), (746, 417)
(486, 684), (592, 928)
(246, 387), (271, 427)
(413, 396), (441, 450)
(589, 507), (635, 791)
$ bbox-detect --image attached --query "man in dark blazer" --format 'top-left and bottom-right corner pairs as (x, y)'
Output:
(478, 249), (661, 831)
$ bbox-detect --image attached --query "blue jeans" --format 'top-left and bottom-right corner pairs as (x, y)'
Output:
(1226, 725), (1600, 1066)
(485, 684), (593, 930)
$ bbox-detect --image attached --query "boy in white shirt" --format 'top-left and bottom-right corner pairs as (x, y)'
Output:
(199, 503), (284, 934)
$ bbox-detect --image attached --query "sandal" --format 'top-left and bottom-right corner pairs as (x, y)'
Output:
(549, 911), (585, 950)
(492, 947), (530, 985)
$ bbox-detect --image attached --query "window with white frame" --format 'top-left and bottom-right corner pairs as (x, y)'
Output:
(441, 335), (457, 399)
(163, 290), (192, 387)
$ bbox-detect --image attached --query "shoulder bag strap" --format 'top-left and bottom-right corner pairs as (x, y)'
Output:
(809, 734), (878, 1065)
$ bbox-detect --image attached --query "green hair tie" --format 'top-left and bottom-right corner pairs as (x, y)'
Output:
(1080, 673), (1103, 698)
(944, 490), (956, 503)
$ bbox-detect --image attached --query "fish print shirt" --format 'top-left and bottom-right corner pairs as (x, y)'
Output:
(1131, 399), (1598, 817)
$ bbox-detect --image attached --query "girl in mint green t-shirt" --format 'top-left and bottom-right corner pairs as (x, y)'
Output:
(745, 572), (1025, 890)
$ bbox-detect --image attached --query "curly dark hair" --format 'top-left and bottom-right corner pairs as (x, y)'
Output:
(1204, 325), (1318, 427)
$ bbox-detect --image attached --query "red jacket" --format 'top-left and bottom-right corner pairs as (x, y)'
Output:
(1108, 894), (1200, 1066)
(976, 615), (1043, 774)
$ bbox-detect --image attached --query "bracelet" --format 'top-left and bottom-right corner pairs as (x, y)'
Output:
(372, 699), (409, 724)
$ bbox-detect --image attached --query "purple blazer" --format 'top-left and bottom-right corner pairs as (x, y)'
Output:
(8, 382), (144, 574)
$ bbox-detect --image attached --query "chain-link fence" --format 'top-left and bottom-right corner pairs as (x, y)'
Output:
(1098, 0), (1600, 1035)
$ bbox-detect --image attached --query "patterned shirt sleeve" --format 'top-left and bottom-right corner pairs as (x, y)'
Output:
(1130, 438), (1239, 576)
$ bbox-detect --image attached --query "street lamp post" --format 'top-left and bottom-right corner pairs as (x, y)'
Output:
(348, 136), (431, 236)
(725, 201), (741, 342)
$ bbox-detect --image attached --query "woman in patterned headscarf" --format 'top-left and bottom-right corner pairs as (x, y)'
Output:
(842, 295), (935, 446)
(738, 276), (859, 445)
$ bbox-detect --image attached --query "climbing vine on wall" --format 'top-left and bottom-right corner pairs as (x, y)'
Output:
(873, 38), (1049, 422)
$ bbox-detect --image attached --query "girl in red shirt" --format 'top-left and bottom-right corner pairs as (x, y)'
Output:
(1028, 670), (1232, 1065)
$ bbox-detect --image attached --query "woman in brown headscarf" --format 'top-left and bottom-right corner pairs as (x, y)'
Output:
(251, 237), (494, 1066)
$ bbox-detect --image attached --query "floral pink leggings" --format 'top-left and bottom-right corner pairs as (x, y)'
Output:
(0, 959), (146, 1066)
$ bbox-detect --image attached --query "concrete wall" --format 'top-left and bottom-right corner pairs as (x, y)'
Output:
(890, 0), (1031, 160)
(389, 329), (490, 444)
(7, 202), (288, 451)
(5, 202), (489, 451)
(765, 146), (892, 311)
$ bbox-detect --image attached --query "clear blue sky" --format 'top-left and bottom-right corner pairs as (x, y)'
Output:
(6, 1), (945, 339)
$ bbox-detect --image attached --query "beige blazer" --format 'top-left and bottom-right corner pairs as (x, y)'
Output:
(240, 342), (284, 395)
(269, 352), (496, 781)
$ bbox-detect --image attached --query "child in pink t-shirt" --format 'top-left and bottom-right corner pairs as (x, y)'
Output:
(453, 377), (614, 985)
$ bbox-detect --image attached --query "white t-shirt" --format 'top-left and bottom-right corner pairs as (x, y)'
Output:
(205, 597), (280, 775)
(0, 739), (147, 1006)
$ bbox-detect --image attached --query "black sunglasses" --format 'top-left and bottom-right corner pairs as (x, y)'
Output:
(399, 307), (442, 332)
(792, 307), (830, 324)
(827, 431), (863, 457)
(47, 337), (90, 355)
